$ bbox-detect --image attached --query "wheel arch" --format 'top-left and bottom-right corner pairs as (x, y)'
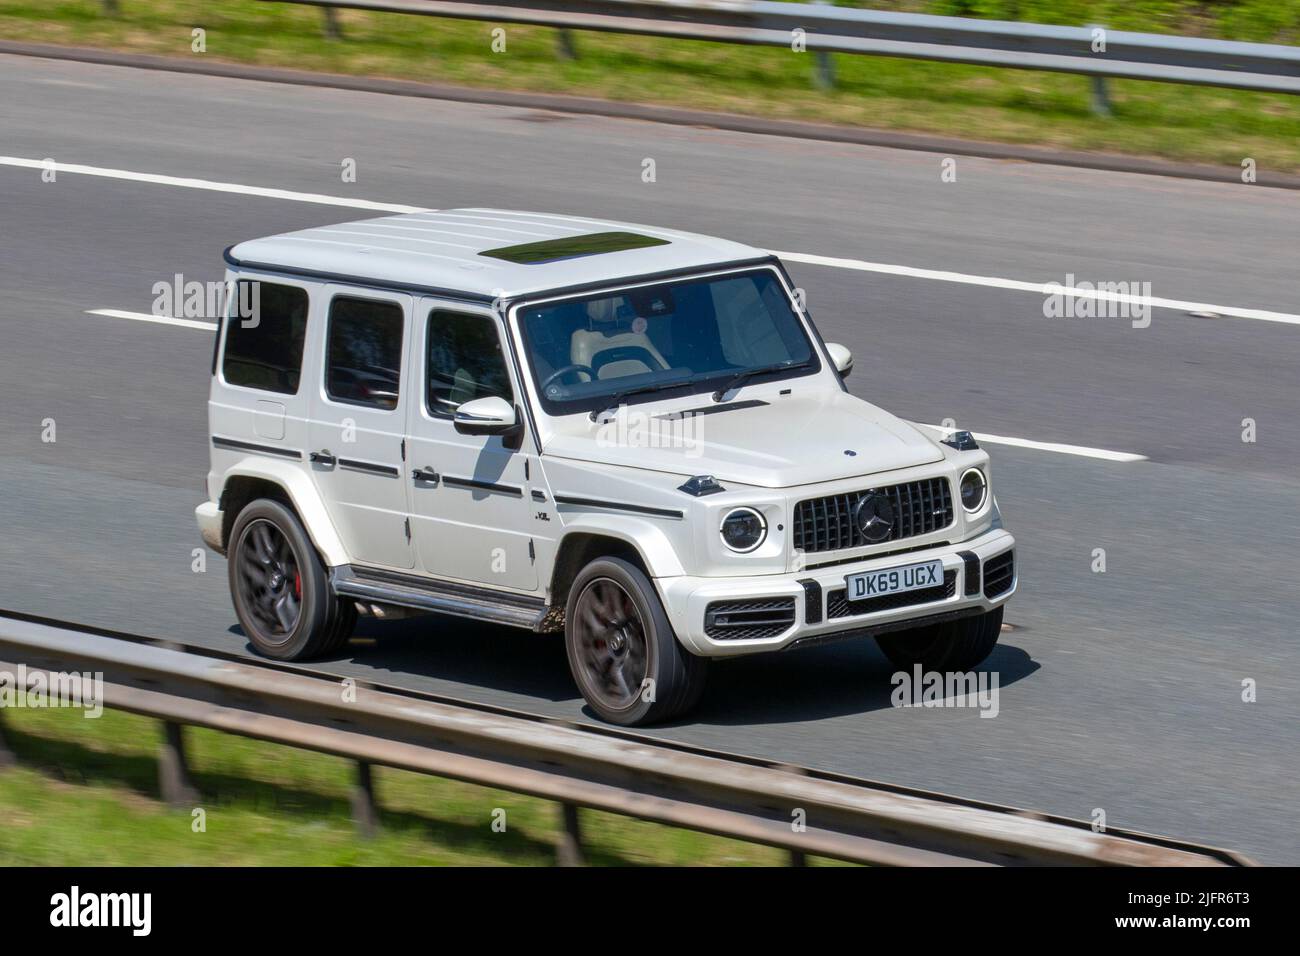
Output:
(218, 459), (349, 567)
(547, 524), (683, 613)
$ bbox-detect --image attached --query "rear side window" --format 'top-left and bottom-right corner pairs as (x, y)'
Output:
(221, 281), (308, 394)
(426, 310), (513, 418)
(325, 296), (404, 410)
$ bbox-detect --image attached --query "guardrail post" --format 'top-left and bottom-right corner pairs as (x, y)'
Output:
(556, 802), (585, 866)
(556, 28), (578, 60)
(1089, 75), (1112, 116)
(814, 51), (836, 90)
(158, 721), (199, 807)
(811, 0), (836, 90)
(351, 760), (379, 837)
(789, 849), (808, 866)
(0, 708), (14, 768)
(1086, 24), (1112, 116)
(322, 7), (343, 40)
(101, 0), (119, 15)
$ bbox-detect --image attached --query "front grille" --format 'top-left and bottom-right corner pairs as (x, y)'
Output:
(704, 597), (797, 641)
(826, 570), (957, 620)
(983, 550), (1015, 598)
(792, 477), (953, 554)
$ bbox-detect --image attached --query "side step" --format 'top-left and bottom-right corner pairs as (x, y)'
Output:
(331, 565), (548, 631)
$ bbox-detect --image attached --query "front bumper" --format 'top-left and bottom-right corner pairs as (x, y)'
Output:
(658, 528), (1015, 657)
(195, 500), (224, 554)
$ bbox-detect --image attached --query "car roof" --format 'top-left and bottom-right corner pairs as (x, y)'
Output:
(226, 209), (774, 301)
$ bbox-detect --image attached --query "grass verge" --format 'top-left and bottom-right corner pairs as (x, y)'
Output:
(0, 705), (839, 865)
(0, 0), (1298, 171)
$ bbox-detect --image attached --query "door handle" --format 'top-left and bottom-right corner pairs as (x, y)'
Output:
(411, 466), (440, 484)
(309, 450), (337, 467)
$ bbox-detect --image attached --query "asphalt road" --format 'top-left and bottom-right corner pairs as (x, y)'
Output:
(1, 53), (1297, 863)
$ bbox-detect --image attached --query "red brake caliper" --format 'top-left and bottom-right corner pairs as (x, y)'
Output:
(294, 572), (301, 598)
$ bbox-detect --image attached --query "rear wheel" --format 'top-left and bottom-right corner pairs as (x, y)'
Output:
(875, 606), (1003, 673)
(228, 498), (355, 660)
(564, 557), (707, 726)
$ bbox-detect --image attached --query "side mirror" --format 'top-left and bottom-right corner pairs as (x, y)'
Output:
(826, 342), (853, 378)
(453, 396), (519, 437)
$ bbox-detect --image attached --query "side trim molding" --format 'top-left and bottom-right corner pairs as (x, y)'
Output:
(553, 494), (684, 520)
(338, 458), (401, 478)
(441, 476), (524, 497)
(212, 436), (302, 460)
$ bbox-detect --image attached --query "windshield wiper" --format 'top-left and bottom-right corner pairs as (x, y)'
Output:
(712, 359), (810, 402)
(589, 380), (689, 421)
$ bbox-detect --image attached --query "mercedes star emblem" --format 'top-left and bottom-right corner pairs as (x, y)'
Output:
(854, 492), (894, 543)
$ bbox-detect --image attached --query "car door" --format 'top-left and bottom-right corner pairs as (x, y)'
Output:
(307, 287), (415, 570)
(405, 298), (544, 591)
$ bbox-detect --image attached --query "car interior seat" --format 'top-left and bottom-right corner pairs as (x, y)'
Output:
(570, 297), (669, 380)
(448, 366), (479, 408)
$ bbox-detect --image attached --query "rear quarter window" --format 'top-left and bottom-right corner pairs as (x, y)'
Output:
(221, 281), (309, 394)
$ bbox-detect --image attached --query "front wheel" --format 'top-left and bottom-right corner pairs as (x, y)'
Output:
(875, 606), (1003, 673)
(564, 557), (707, 726)
(228, 498), (355, 660)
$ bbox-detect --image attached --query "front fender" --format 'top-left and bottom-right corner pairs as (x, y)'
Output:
(554, 512), (689, 579)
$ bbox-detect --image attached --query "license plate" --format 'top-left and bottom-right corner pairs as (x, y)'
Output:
(845, 558), (944, 602)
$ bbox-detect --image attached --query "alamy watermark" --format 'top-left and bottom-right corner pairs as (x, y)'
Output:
(50, 886), (150, 936)
(1043, 274), (1152, 329)
(152, 274), (259, 326)
(595, 406), (705, 457)
(891, 665), (1000, 718)
(0, 666), (104, 717)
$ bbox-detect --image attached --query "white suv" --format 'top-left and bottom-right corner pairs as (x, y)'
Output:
(196, 209), (1015, 725)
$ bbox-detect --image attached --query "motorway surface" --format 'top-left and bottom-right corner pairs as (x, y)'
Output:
(0, 54), (1297, 863)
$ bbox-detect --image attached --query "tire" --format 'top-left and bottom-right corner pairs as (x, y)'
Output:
(227, 498), (355, 660)
(319, 596), (359, 656)
(564, 557), (708, 726)
(875, 606), (1003, 673)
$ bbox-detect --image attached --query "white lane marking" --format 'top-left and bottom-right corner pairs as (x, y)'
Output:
(8, 155), (1296, 326)
(775, 250), (1300, 326)
(922, 425), (1146, 463)
(86, 308), (217, 331)
(0, 156), (430, 213)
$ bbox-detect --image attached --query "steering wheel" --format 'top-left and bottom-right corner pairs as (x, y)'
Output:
(541, 364), (596, 391)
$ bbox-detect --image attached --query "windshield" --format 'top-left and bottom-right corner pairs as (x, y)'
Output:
(516, 268), (819, 416)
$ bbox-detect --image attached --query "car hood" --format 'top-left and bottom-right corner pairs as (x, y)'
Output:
(542, 390), (945, 489)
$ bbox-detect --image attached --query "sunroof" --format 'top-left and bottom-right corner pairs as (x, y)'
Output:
(479, 231), (670, 264)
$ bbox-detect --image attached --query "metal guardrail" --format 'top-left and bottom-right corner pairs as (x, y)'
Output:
(0, 611), (1251, 866)
(260, 0), (1300, 101)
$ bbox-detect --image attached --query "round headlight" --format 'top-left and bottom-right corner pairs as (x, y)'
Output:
(720, 507), (767, 553)
(959, 468), (988, 513)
